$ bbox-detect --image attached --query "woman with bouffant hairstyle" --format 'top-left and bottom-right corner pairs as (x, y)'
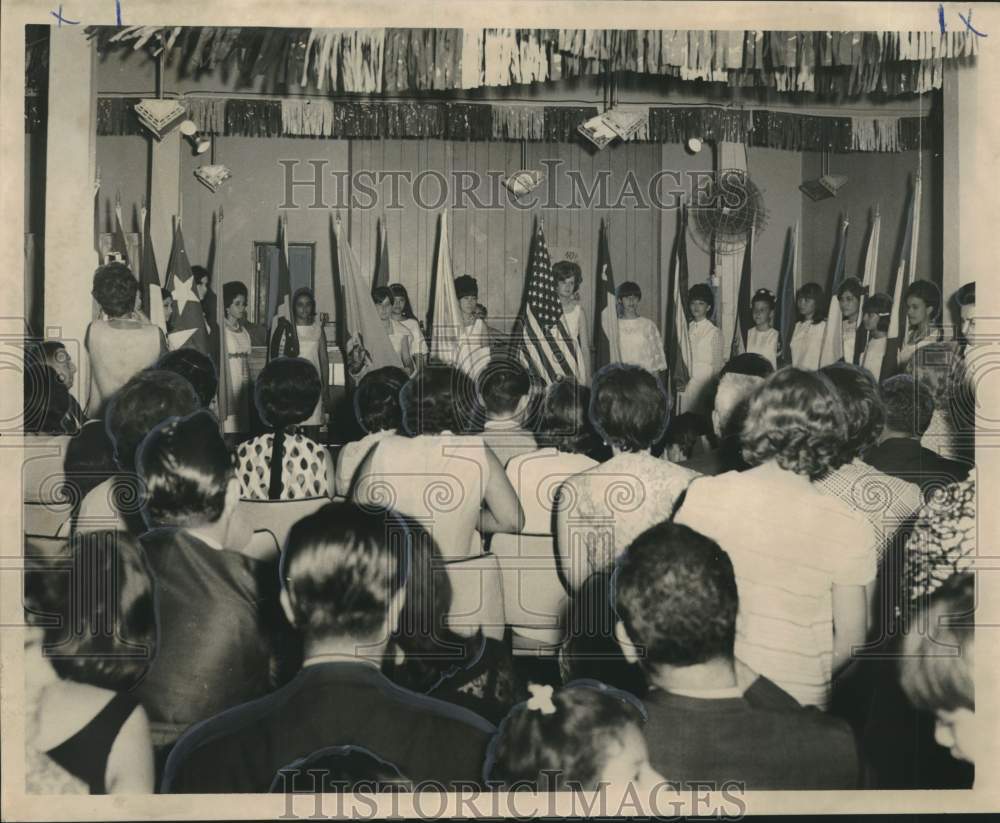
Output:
(739, 367), (847, 480)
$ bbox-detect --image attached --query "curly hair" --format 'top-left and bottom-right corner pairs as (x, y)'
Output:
(906, 342), (960, 405)
(401, 365), (477, 436)
(880, 374), (934, 438)
(740, 367), (847, 479)
(551, 260), (583, 292)
(819, 363), (886, 460)
(222, 281), (248, 310)
(92, 263), (139, 318)
(590, 363), (669, 452)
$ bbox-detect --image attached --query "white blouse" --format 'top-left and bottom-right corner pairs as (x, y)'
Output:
(860, 336), (888, 381)
(747, 327), (779, 370)
(791, 320), (827, 370)
(842, 319), (859, 364)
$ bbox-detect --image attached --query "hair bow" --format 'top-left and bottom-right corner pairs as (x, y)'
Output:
(526, 683), (556, 715)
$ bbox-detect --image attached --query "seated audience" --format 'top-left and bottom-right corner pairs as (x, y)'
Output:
(335, 366), (409, 496)
(135, 411), (280, 756)
(75, 370), (201, 535)
(85, 263), (166, 416)
(155, 348), (218, 410)
(675, 368), (875, 708)
(25, 531), (157, 794)
(478, 358), (538, 466)
(236, 357), (335, 500)
(162, 502), (496, 793)
(906, 342), (974, 466)
(955, 281), (976, 353)
(353, 365), (523, 560)
(614, 522), (861, 789)
(506, 378), (601, 535)
(864, 375), (970, 498)
(23, 340), (86, 435)
(556, 363), (697, 591)
(681, 353), (773, 476)
(63, 420), (117, 533)
(660, 412), (704, 464)
(486, 681), (663, 793)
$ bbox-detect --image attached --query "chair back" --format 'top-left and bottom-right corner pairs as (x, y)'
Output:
(21, 435), (74, 503)
(439, 552), (505, 641)
(23, 500), (72, 538)
(491, 532), (568, 649)
(236, 497), (329, 550)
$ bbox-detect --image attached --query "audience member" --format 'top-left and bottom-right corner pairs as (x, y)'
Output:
(23, 341), (85, 434)
(85, 263), (166, 416)
(236, 357), (334, 500)
(336, 366), (409, 496)
(25, 531), (157, 793)
(486, 681), (662, 793)
(270, 745), (411, 793)
(955, 281), (976, 352)
(864, 375), (970, 498)
(660, 412), (704, 464)
(675, 368), (875, 708)
(353, 365), (523, 559)
(162, 502), (496, 793)
(155, 348), (218, 409)
(478, 357), (538, 466)
(614, 522), (861, 789)
(135, 410), (282, 759)
(906, 342), (974, 465)
(63, 420), (117, 533)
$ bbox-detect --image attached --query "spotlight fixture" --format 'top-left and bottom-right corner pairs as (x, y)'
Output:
(180, 120), (212, 155)
(687, 137), (704, 154)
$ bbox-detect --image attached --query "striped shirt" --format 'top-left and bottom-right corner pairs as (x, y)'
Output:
(675, 462), (876, 708)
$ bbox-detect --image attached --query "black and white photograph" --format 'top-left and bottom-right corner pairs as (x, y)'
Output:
(3, 0), (998, 818)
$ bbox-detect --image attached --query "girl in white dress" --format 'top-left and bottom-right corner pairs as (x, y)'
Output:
(389, 283), (428, 372)
(222, 282), (253, 435)
(603, 281), (668, 385)
(683, 283), (723, 414)
(453, 275), (492, 380)
(858, 292), (894, 381)
(835, 277), (865, 365)
(746, 288), (779, 370)
(553, 261), (591, 386)
(791, 282), (828, 370)
(897, 279), (943, 370)
(291, 288), (329, 432)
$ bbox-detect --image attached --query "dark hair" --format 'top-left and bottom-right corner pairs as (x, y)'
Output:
(22, 354), (74, 434)
(486, 681), (645, 790)
(863, 292), (893, 333)
(137, 410), (233, 528)
(354, 366), (408, 434)
(292, 287), (316, 321)
(687, 282), (714, 313)
(106, 370), (201, 472)
(880, 374), (934, 438)
(796, 282), (827, 324)
(836, 276), (867, 301)
(590, 364), (669, 453)
(91, 263), (138, 318)
(721, 352), (774, 379)
(663, 412), (703, 460)
(388, 284), (416, 320)
(751, 288), (776, 310)
(191, 265), (210, 287)
(740, 367), (847, 479)
(616, 281), (641, 301)
(899, 573), (974, 712)
(401, 365), (477, 436)
(820, 363), (886, 460)
(271, 746), (410, 793)
(551, 260), (583, 292)
(956, 282), (975, 307)
(372, 286), (392, 305)
(615, 522), (738, 667)
(222, 281), (248, 310)
(453, 275), (479, 300)
(478, 358), (530, 417)
(280, 502), (409, 641)
(256, 357), (321, 429)
(156, 348), (218, 408)
(904, 279), (941, 321)
(538, 379), (601, 455)
(25, 530), (156, 691)
(64, 421), (117, 527)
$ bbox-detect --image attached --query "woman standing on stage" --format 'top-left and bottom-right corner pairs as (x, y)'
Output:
(291, 287), (329, 437)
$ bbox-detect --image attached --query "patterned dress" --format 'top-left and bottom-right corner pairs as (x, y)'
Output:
(236, 431), (331, 500)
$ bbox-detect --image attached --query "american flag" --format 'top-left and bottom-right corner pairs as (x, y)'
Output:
(519, 220), (580, 384)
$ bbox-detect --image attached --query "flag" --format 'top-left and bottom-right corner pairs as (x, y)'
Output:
(519, 219), (581, 385)
(429, 211), (464, 365)
(593, 219), (622, 371)
(664, 205), (692, 395)
(373, 217), (390, 291)
(888, 174), (922, 341)
(776, 222), (799, 366)
(214, 208), (230, 422)
(819, 215), (850, 366)
(861, 206), (880, 295)
(164, 221), (211, 355)
(111, 192), (132, 269)
(335, 215), (402, 382)
(268, 215), (299, 360)
(730, 217), (755, 357)
(139, 203), (166, 334)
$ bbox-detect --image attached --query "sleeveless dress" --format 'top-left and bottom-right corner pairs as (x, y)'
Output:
(560, 304), (588, 381)
(224, 324), (252, 434)
(85, 317), (163, 415)
(296, 317), (325, 426)
(791, 320), (827, 370)
(747, 327), (779, 370)
(683, 318), (723, 413)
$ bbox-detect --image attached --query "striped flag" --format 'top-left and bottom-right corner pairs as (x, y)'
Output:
(730, 217), (755, 357)
(335, 216), (402, 382)
(664, 205), (692, 395)
(138, 202), (166, 334)
(776, 222), (799, 366)
(519, 220), (580, 385)
(373, 217), (390, 291)
(164, 221), (212, 356)
(594, 219), (622, 371)
(888, 174), (922, 341)
(819, 215), (850, 367)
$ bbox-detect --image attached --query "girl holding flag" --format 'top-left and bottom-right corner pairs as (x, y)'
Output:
(897, 280), (943, 371)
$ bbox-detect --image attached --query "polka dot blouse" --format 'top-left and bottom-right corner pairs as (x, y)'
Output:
(236, 431), (330, 500)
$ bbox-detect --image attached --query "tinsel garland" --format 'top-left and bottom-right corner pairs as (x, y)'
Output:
(87, 96), (937, 152)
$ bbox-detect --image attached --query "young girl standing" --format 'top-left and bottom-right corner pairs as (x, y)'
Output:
(222, 282), (253, 435)
(608, 281), (668, 386)
(746, 288), (779, 370)
(684, 282), (723, 414)
(858, 292), (895, 381)
(790, 282), (828, 370)
(291, 287), (329, 437)
(553, 261), (592, 386)
(836, 277), (866, 364)
(388, 283), (428, 372)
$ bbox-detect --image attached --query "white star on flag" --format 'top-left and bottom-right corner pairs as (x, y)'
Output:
(171, 271), (198, 316)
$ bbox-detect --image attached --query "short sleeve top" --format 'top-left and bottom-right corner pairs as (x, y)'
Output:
(237, 431), (331, 500)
